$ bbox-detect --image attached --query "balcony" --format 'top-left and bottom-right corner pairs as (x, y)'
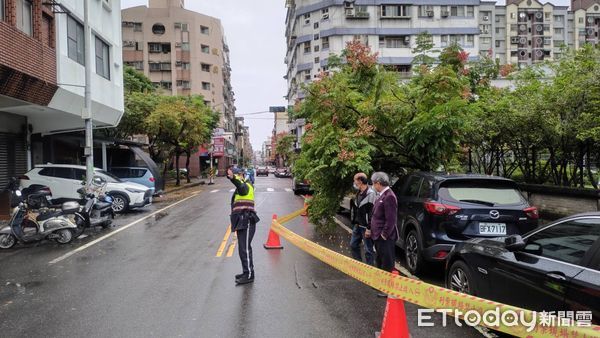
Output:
(346, 11), (370, 19)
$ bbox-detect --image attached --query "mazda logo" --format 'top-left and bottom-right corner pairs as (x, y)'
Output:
(489, 210), (500, 219)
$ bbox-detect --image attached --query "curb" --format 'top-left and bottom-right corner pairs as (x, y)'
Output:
(163, 181), (204, 195)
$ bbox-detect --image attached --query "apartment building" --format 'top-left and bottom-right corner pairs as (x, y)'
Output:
(0, 0), (124, 190)
(122, 0), (238, 175)
(284, 0), (600, 148)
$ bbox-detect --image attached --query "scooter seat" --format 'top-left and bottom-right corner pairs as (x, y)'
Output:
(36, 211), (63, 222)
(94, 202), (112, 209)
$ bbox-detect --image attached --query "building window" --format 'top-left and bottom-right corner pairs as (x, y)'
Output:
(201, 25), (209, 34)
(303, 41), (311, 53)
(381, 5), (410, 18)
(510, 24), (517, 32)
(322, 37), (330, 50)
(510, 13), (516, 19)
(554, 16), (562, 22)
(133, 22), (142, 31)
(152, 23), (165, 35)
(201, 44), (210, 53)
(322, 8), (329, 20)
(314, 34), (319, 40)
(314, 45), (320, 52)
(495, 40), (501, 47)
(496, 27), (500, 34)
(202, 82), (211, 90)
(554, 28), (563, 35)
(466, 6), (474, 17)
(149, 63), (160, 72)
(16, 0), (33, 36)
(441, 35), (448, 46)
(95, 36), (110, 80)
(314, 22), (319, 29)
(181, 42), (190, 51)
(67, 15), (85, 65)
(545, 12), (551, 20)
(419, 6), (433, 17)
(182, 62), (190, 69)
(379, 36), (410, 48)
(466, 35), (474, 45)
(201, 63), (211, 72)
(1, 0), (5, 21)
(480, 37), (491, 44)
(449, 6), (465, 17)
(303, 13), (310, 25)
(304, 70), (311, 81)
(578, 17), (583, 24)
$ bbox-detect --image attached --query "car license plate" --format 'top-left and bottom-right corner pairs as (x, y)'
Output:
(479, 222), (506, 235)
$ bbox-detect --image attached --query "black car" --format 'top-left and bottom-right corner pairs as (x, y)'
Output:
(292, 177), (312, 196)
(392, 172), (539, 274)
(275, 168), (292, 178)
(445, 213), (600, 324)
(256, 167), (269, 176)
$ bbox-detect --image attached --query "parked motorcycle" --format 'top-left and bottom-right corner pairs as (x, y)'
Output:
(72, 177), (114, 238)
(0, 178), (82, 249)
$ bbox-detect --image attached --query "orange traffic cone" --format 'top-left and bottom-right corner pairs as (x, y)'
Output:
(378, 271), (410, 338)
(264, 214), (283, 250)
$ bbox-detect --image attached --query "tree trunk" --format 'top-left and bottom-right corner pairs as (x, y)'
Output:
(175, 151), (181, 186)
(185, 149), (191, 184)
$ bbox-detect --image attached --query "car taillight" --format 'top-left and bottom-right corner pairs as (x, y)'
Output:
(424, 201), (461, 216)
(18, 175), (29, 180)
(434, 250), (449, 259)
(524, 206), (539, 219)
(149, 177), (155, 182)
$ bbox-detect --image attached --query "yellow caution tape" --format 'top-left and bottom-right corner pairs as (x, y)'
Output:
(270, 210), (600, 338)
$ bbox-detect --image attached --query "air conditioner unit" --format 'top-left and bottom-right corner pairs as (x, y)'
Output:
(404, 36), (410, 43)
(441, 11), (449, 17)
(427, 11), (434, 17)
(483, 16), (489, 21)
(344, 1), (355, 9)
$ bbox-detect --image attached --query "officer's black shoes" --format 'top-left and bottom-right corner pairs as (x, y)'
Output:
(235, 273), (244, 279)
(235, 274), (254, 285)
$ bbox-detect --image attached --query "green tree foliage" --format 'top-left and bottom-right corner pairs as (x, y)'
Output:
(123, 65), (154, 94)
(275, 133), (297, 167)
(146, 95), (218, 186)
(411, 32), (438, 67)
(293, 41), (473, 232)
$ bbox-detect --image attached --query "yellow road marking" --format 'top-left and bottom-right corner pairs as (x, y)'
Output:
(226, 233), (237, 257)
(215, 226), (232, 257)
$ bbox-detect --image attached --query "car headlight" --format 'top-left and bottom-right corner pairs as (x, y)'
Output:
(126, 188), (145, 193)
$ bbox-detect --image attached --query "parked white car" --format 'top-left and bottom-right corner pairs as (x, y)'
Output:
(20, 164), (152, 213)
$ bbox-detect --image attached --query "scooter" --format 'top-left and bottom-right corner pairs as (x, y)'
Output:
(72, 177), (114, 238)
(0, 178), (82, 249)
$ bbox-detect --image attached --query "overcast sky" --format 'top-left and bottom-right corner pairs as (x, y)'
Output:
(121, 0), (288, 151)
(121, 0), (572, 150)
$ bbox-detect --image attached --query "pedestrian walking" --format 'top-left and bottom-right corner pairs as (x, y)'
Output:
(227, 166), (260, 285)
(349, 173), (376, 266)
(369, 172), (398, 296)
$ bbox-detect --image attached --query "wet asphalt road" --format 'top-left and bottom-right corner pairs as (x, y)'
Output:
(0, 176), (483, 338)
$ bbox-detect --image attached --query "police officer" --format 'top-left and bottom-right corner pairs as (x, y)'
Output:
(227, 166), (260, 285)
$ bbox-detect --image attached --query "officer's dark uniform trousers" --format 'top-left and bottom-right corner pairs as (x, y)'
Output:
(229, 176), (259, 278)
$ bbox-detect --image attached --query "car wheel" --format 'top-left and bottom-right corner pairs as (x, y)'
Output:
(54, 229), (74, 244)
(447, 260), (477, 296)
(405, 229), (425, 275)
(110, 193), (129, 214)
(0, 234), (16, 249)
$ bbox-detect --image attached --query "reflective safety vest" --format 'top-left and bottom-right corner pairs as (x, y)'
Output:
(233, 179), (255, 212)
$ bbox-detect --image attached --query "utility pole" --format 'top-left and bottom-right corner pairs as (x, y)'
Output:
(83, 0), (94, 185)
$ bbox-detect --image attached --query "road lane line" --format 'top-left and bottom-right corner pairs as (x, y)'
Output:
(49, 192), (201, 265)
(285, 188), (292, 192)
(210, 189), (219, 193)
(266, 188), (274, 192)
(216, 226), (232, 257)
(226, 233), (237, 257)
(229, 188), (235, 192)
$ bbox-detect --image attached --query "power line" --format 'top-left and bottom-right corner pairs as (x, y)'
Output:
(236, 110), (272, 116)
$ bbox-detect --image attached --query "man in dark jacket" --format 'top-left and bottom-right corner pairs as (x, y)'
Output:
(369, 171), (398, 277)
(227, 166), (260, 285)
(350, 173), (376, 265)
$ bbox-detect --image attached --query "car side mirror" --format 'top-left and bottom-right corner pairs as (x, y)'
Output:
(523, 243), (543, 256)
(505, 235), (526, 252)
